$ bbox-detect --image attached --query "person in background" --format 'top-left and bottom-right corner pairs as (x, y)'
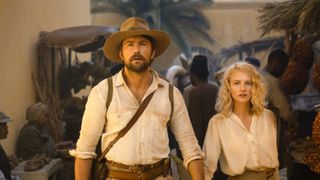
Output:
(262, 49), (296, 169)
(188, 55), (219, 148)
(203, 62), (279, 180)
(0, 111), (19, 180)
(188, 55), (225, 180)
(16, 103), (55, 160)
(71, 17), (204, 180)
(245, 57), (260, 69)
(213, 67), (227, 86)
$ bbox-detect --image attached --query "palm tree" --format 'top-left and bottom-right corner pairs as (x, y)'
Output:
(258, 0), (307, 37)
(258, 0), (320, 56)
(296, 0), (320, 37)
(91, 0), (214, 59)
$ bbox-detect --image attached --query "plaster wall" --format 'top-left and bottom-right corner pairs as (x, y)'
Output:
(203, 5), (276, 67)
(191, 3), (283, 68)
(0, 0), (90, 154)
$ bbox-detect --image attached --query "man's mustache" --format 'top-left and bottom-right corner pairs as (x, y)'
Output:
(130, 54), (145, 61)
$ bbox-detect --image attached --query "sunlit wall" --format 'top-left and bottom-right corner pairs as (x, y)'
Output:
(0, 0), (91, 154)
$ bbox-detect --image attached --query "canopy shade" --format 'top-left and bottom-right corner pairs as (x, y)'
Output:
(44, 25), (117, 52)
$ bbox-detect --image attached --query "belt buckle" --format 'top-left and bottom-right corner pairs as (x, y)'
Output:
(137, 170), (142, 180)
(164, 158), (170, 165)
(266, 169), (275, 179)
(129, 165), (143, 180)
(162, 158), (170, 177)
(130, 164), (139, 171)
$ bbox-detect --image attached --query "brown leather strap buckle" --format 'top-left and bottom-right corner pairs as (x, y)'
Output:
(162, 158), (170, 177)
(137, 171), (142, 180)
(266, 168), (275, 179)
(129, 164), (140, 171)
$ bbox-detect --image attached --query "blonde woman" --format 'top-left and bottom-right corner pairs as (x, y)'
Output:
(203, 62), (279, 180)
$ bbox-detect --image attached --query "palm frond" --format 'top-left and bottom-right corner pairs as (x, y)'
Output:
(297, 0), (320, 37)
(163, 0), (212, 10)
(91, 0), (134, 15)
(177, 18), (214, 44)
(258, 0), (307, 36)
(162, 20), (192, 58)
(174, 10), (210, 29)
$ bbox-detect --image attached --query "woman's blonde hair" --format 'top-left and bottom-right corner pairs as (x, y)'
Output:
(215, 62), (267, 116)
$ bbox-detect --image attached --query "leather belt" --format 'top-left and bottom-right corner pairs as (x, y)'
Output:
(106, 158), (170, 180)
(246, 168), (276, 180)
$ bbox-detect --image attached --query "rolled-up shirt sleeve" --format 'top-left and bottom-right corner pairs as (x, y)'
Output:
(170, 88), (204, 168)
(69, 80), (108, 159)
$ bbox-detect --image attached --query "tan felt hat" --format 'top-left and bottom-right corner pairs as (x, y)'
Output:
(103, 17), (171, 63)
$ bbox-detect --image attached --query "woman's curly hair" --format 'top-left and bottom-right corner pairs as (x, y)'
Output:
(215, 62), (267, 117)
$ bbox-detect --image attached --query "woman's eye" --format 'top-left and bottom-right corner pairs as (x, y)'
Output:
(234, 81), (240, 85)
(245, 81), (253, 86)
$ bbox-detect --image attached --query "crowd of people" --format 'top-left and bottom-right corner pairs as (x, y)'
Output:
(69, 16), (319, 180)
(1, 16), (320, 180)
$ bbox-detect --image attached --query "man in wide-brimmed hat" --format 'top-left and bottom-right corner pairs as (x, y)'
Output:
(71, 17), (204, 180)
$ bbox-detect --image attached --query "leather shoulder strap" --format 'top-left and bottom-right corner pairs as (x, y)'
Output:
(106, 77), (113, 110)
(102, 77), (113, 133)
(95, 77), (113, 155)
(159, 76), (174, 126)
(98, 91), (155, 162)
(167, 84), (174, 126)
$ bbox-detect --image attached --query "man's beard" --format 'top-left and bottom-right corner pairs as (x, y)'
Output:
(124, 54), (151, 73)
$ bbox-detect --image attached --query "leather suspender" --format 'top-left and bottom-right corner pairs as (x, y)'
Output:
(167, 84), (174, 126)
(105, 77), (113, 113)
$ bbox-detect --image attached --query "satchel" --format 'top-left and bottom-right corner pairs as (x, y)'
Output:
(92, 158), (108, 180)
(91, 78), (156, 180)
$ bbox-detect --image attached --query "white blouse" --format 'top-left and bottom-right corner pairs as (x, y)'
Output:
(203, 109), (279, 179)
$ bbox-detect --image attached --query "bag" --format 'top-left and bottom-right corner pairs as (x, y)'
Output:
(91, 139), (108, 180)
(92, 158), (108, 180)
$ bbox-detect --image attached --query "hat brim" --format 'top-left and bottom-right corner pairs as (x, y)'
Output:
(103, 30), (171, 63)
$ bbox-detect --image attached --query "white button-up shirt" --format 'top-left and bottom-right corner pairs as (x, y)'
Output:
(203, 109), (278, 179)
(70, 70), (203, 168)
